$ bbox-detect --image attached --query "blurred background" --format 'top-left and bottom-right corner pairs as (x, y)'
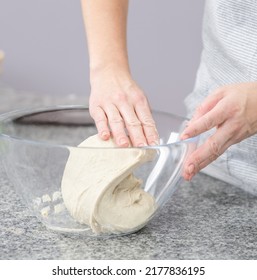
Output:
(0, 0), (205, 116)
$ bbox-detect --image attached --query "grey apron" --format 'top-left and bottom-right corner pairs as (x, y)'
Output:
(184, 0), (257, 193)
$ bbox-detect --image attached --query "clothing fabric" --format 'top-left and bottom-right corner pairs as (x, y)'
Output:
(184, 0), (257, 194)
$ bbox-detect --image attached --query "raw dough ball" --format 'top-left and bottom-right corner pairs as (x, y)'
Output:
(61, 134), (156, 233)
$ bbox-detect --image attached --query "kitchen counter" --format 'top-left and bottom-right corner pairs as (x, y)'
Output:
(1, 83), (257, 260)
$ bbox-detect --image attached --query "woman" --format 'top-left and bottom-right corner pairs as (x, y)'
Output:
(81, 0), (257, 193)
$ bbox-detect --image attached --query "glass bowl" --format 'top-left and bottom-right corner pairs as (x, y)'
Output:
(0, 105), (198, 237)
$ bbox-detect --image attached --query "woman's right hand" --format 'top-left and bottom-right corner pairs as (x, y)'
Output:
(81, 1), (157, 147)
(89, 65), (159, 147)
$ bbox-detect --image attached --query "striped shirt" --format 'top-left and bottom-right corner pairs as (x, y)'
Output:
(185, 0), (257, 193)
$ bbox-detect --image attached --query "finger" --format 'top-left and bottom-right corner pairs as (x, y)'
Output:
(135, 101), (159, 146)
(181, 101), (228, 139)
(104, 104), (130, 147)
(182, 125), (233, 180)
(191, 89), (225, 122)
(90, 106), (110, 140)
(119, 103), (148, 147)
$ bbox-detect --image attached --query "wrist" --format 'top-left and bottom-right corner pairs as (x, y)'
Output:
(90, 61), (132, 85)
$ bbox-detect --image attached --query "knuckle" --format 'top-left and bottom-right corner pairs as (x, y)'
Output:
(89, 106), (99, 119)
(89, 95), (100, 108)
(193, 155), (201, 172)
(207, 138), (220, 157)
(129, 89), (146, 103)
(136, 94), (147, 104)
(141, 116), (156, 127)
(192, 127), (199, 136)
(230, 120), (243, 135)
(109, 117), (124, 124)
(196, 104), (204, 115)
(230, 121), (240, 133)
(113, 92), (128, 104)
(230, 103), (241, 116)
(203, 116), (213, 131)
(229, 121), (246, 142)
(94, 118), (106, 125)
(126, 118), (141, 127)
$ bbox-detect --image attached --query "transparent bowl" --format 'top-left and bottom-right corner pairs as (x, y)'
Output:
(0, 105), (198, 237)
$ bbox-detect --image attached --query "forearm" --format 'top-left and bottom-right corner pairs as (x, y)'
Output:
(81, 0), (130, 75)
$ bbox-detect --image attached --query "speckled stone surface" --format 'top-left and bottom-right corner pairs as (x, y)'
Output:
(1, 83), (257, 260)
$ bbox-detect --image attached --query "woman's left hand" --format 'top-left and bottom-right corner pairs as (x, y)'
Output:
(180, 82), (257, 181)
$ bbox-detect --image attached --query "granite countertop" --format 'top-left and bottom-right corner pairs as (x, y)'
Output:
(1, 83), (257, 260)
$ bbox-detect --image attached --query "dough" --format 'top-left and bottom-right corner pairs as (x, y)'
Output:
(61, 134), (156, 233)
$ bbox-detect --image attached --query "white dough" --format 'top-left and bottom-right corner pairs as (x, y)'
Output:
(54, 203), (66, 214)
(41, 206), (50, 217)
(42, 194), (51, 203)
(61, 134), (156, 233)
(52, 191), (62, 202)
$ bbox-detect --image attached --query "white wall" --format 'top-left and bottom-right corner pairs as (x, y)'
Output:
(0, 0), (205, 116)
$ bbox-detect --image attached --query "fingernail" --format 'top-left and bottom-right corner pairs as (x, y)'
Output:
(187, 163), (195, 174)
(181, 133), (189, 140)
(119, 138), (129, 146)
(150, 140), (159, 146)
(138, 143), (147, 147)
(183, 174), (190, 181)
(101, 131), (109, 139)
(188, 174), (195, 181)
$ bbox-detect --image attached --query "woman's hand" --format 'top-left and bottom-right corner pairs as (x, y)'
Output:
(89, 66), (159, 147)
(180, 82), (257, 180)
(81, 0), (159, 147)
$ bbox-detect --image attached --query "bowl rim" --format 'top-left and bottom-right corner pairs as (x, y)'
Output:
(0, 105), (198, 149)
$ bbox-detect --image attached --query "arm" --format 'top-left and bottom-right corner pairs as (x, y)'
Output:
(82, 0), (129, 73)
(81, 0), (159, 147)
